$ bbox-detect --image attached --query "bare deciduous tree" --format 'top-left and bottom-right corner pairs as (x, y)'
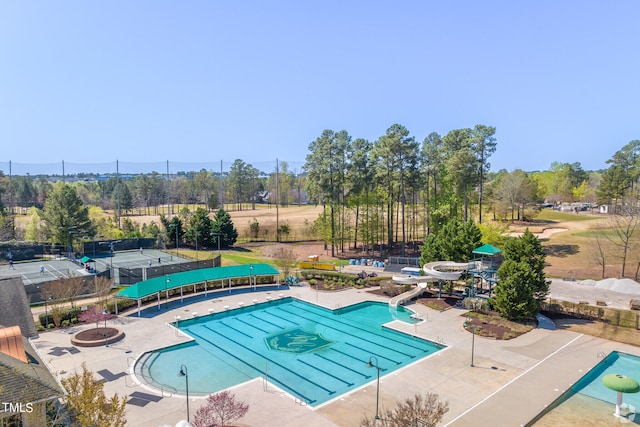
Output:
(588, 225), (610, 279)
(192, 390), (248, 427)
(272, 246), (298, 279)
(360, 392), (449, 427)
(606, 204), (640, 277)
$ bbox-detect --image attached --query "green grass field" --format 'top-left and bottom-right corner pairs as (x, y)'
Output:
(536, 209), (600, 222)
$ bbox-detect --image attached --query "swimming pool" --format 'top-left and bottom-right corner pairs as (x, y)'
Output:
(528, 351), (640, 425)
(134, 297), (443, 407)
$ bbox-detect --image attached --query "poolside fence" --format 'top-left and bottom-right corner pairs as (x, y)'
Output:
(543, 299), (640, 329)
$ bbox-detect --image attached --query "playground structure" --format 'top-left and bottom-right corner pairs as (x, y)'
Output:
(390, 244), (502, 308)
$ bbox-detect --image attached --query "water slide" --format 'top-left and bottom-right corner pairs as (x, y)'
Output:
(389, 261), (479, 308)
(422, 261), (479, 280)
(389, 282), (430, 308)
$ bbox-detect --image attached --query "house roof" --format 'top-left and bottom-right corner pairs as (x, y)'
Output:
(116, 264), (280, 300)
(0, 330), (64, 407)
(0, 277), (38, 338)
(0, 325), (27, 363)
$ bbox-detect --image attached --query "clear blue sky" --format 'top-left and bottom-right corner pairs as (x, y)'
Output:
(1, 1), (638, 173)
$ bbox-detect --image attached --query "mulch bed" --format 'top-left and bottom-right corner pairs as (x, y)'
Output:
(74, 327), (120, 341)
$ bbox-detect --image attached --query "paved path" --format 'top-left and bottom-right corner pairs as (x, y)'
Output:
(30, 285), (640, 427)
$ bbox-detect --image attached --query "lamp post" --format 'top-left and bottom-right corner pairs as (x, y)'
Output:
(165, 275), (170, 309)
(193, 229), (199, 263)
(366, 356), (381, 420)
(169, 223), (180, 258)
(470, 322), (476, 367)
(210, 232), (221, 257)
(250, 264), (254, 290)
(58, 225), (78, 259)
(178, 365), (190, 423)
(43, 293), (53, 330)
(102, 308), (109, 346)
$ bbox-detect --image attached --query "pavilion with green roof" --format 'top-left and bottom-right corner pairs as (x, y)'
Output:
(115, 264), (280, 316)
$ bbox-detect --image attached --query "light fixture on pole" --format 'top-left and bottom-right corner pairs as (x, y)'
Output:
(102, 308), (109, 347)
(470, 322), (476, 367)
(169, 222), (180, 258)
(250, 264), (254, 290)
(193, 229), (199, 264)
(58, 225), (78, 259)
(43, 293), (53, 330)
(178, 364), (190, 423)
(165, 275), (170, 309)
(210, 232), (221, 256)
(366, 356), (381, 420)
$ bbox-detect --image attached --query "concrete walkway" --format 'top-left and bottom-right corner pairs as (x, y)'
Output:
(29, 285), (640, 427)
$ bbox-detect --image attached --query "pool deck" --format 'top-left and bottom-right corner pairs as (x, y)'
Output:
(30, 285), (640, 427)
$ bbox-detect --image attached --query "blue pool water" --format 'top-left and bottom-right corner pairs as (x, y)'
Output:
(135, 298), (443, 407)
(571, 351), (640, 408)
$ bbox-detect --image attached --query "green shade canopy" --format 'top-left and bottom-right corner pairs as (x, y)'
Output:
(472, 244), (502, 256)
(80, 256), (93, 263)
(602, 374), (640, 393)
(116, 263), (279, 300)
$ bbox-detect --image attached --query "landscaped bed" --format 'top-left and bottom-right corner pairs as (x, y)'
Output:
(462, 311), (536, 340)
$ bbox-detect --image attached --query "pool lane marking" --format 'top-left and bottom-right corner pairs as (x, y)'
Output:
(276, 306), (421, 357)
(441, 333), (584, 427)
(197, 325), (335, 399)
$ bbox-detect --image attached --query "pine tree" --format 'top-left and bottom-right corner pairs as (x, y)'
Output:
(492, 229), (549, 320)
(211, 208), (238, 248)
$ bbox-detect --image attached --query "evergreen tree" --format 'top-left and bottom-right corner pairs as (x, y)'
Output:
(492, 229), (549, 320)
(419, 219), (482, 264)
(211, 208), (238, 248)
(41, 182), (93, 247)
(186, 207), (215, 248)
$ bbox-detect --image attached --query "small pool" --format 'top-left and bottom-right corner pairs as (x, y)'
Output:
(528, 351), (640, 425)
(134, 298), (443, 407)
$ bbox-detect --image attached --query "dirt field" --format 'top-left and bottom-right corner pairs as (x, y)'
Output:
(16, 204), (630, 280)
(510, 212), (623, 280)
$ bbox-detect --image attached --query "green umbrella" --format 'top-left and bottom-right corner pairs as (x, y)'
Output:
(602, 373), (640, 417)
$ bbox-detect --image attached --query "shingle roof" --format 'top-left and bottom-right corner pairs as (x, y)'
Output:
(0, 335), (64, 406)
(0, 277), (38, 338)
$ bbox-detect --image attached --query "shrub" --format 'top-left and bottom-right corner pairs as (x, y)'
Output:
(381, 281), (411, 297)
(61, 320), (70, 328)
(308, 279), (317, 286)
(39, 313), (53, 328)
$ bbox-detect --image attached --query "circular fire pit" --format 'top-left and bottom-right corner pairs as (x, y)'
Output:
(71, 327), (124, 347)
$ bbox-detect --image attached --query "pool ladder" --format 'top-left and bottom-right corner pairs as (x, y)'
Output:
(161, 384), (177, 398)
(597, 351), (606, 359)
(294, 395), (309, 406)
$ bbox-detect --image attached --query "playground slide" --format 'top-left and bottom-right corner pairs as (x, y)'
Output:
(422, 261), (478, 281)
(389, 282), (430, 308)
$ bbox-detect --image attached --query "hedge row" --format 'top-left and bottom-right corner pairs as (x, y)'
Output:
(38, 307), (82, 329)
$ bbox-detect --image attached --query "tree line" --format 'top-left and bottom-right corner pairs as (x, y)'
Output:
(0, 130), (637, 258)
